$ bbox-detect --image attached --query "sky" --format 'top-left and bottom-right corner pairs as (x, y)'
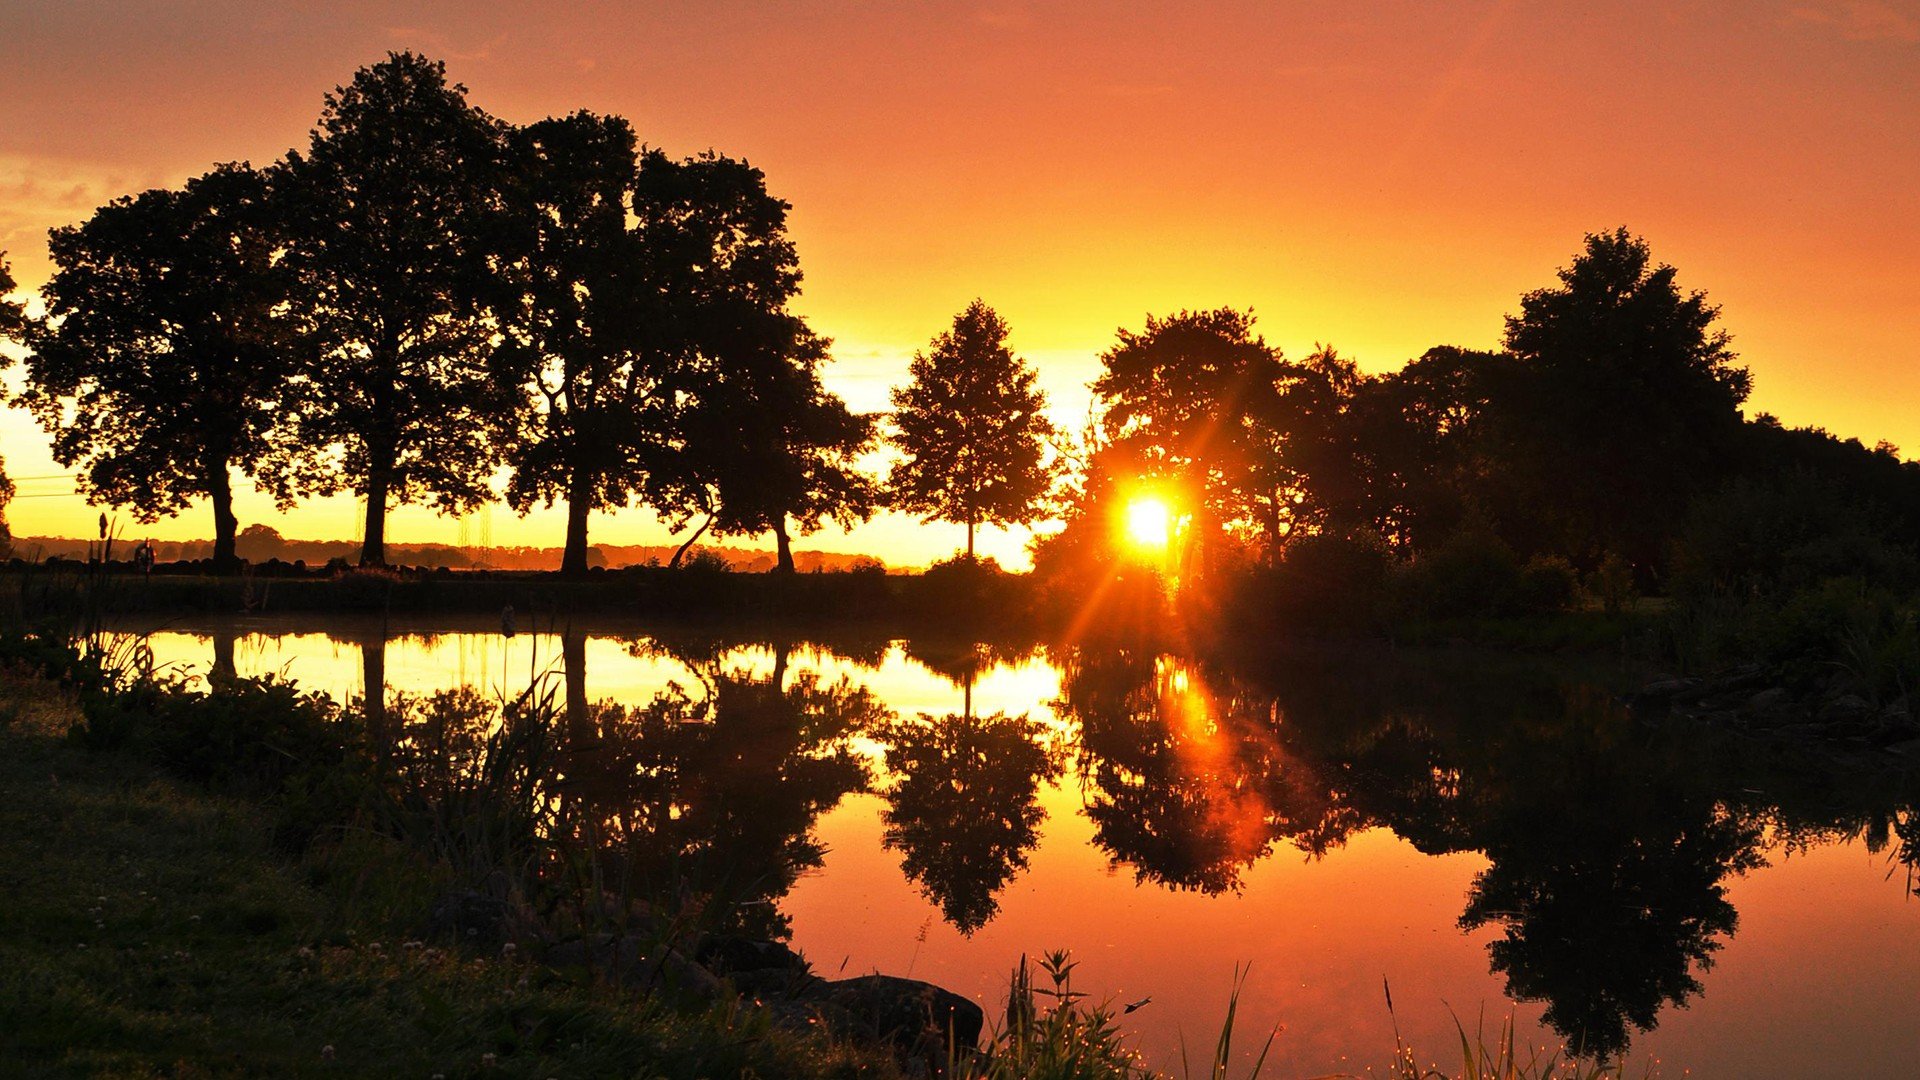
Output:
(0, 1), (1915, 567)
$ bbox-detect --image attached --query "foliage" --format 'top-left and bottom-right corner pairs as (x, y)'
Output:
(272, 52), (514, 565)
(1485, 228), (1751, 570)
(1092, 308), (1289, 554)
(23, 164), (294, 571)
(638, 155), (876, 572)
(889, 300), (1057, 556)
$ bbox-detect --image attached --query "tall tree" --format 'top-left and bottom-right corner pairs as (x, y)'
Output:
(887, 300), (1056, 558)
(22, 165), (294, 571)
(1489, 228), (1750, 569)
(273, 53), (512, 566)
(497, 113), (666, 576)
(644, 155), (876, 573)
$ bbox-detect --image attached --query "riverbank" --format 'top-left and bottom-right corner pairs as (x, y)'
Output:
(0, 669), (918, 1078)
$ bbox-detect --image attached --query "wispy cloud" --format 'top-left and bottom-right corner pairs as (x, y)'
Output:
(1787, 1), (1920, 43)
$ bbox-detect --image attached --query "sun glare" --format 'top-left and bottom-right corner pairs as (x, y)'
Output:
(1125, 497), (1173, 552)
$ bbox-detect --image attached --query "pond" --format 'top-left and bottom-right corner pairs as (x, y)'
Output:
(116, 614), (1920, 1077)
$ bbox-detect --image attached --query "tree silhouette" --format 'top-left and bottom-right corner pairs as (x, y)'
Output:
(1489, 228), (1750, 570)
(0, 251), (25, 344)
(272, 53), (512, 566)
(496, 113), (676, 576)
(877, 710), (1061, 933)
(1092, 309), (1289, 560)
(23, 165), (296, 572)
(630, 153), (875, 573)
(888, 301), (1056, 558)
(686, 320), (876, 573)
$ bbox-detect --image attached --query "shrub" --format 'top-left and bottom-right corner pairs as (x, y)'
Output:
(1395, 529), (1524, 619)
(1516, 555), (1580, 614)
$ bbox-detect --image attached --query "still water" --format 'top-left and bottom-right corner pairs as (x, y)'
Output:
(121, 615), (1920, 1078)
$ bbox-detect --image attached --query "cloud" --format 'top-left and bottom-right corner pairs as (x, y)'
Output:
(1788, 1), (1920, 43)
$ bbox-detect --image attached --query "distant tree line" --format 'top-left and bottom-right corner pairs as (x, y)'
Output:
(1, 53), (1914, 599)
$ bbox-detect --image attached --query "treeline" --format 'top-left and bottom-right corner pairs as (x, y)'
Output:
(1032, 228), (1920, 634)
(1, 51), (1915, 614)
(12, 525), (883, 574)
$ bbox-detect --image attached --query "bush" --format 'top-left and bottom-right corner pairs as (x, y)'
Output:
(1517, 555), (1580, 614)
(1243, 530), (1392, 633)
(1395, 529), (1524, 619)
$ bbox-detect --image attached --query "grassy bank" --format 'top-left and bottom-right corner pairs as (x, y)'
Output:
(0, 669), (905, 1079)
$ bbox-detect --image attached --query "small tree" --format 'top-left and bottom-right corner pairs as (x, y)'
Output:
(675, 318), (877, 573)
(888, 300), (1056, 558)
(273, 53), (513, 566)
(23, 165), (295, 571)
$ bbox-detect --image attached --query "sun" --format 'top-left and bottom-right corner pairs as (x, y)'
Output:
(1124, 497), (1173, 551)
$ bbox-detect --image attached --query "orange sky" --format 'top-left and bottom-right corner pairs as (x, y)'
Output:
(1, 1), (1915, 567)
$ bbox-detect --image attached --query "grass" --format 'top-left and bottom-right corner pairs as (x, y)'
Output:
(0, 668), (904, 1079)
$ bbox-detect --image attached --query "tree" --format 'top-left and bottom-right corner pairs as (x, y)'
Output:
(642, 155), (876, 573)
(675, 317), (877, 573)
(1489, 228), (1750, 569)
(273, 53), (512, 566)
(888, 300), (1056, 558)
(1091, 308), (1289, 555)
(22, 165), (294, 571)
(497, 113), (667, 576)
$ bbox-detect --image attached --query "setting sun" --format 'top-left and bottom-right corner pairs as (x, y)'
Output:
(1124, 497), (1173, 552)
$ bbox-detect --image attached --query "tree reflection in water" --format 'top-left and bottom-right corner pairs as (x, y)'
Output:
(323, 622), (1920, 1062)
(1056, 647), (1361, 894)
(877, 710), (1062, 933)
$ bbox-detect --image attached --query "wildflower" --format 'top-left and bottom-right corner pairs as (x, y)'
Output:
(321, 1045), (335, 1061)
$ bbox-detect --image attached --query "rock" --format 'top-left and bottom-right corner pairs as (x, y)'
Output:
(816, 974), (984, 1067)
(544, 934), (723, 1002)
(1819, 694), (1874, 726)
(425, 874), (544, 948)
(1745, 687), (1790, 712)
(1886, 737), (1920, 759)
(1633, 677), (1701, 708)
(696, 934), (808, 976)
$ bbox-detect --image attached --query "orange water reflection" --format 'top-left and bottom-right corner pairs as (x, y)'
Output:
(125, 619), (1920, 1075)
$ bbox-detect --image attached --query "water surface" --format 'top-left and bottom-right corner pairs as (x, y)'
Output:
(120, 615), (1920, 1077)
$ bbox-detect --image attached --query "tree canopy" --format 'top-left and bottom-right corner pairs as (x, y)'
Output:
(888, 301), (1056, 558)
(272, 52), (513, 566)
(22, 164), (294, 570)
(641, 155), (876, 573)
(1488, 227), (1751, 567)
(496, 112), (664, 576)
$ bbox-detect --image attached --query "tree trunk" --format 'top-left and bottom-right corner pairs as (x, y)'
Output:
(562, 626), (589, 741)
(210, 464), (239, 574)
(211, 627), (237, 683)
(966, 516), (976, 560)
(772, 517), (795, 574)
(560, 467), (593, 576)
(772, 640), (790, 691)
(361, 470), (389, 567)
(361, 634), (388, 758)
(669, 511), (715, 569)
